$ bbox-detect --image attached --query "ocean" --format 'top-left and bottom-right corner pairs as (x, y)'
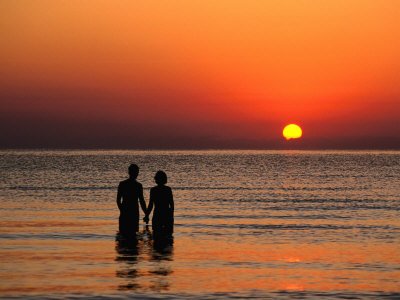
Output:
(0, 150), (399, 299)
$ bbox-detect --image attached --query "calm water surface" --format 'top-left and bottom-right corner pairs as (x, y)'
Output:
(0, 150), (400, 299)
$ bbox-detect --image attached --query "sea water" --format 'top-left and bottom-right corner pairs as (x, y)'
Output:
(0, 150), (399, 299)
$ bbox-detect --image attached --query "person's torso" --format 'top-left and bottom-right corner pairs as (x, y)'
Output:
(151, 185), (171, 216)
(120, 179), (141, 211)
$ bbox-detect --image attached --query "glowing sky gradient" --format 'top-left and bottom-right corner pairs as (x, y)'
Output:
(1, 1), (399, 148)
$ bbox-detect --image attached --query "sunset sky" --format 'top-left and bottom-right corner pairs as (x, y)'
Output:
(1, 1), (399, 149)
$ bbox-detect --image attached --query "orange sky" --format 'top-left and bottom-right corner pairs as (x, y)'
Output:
(1, 0), (400, 148)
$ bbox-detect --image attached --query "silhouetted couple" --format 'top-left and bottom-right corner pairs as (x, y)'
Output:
(116, 164), (174, 238)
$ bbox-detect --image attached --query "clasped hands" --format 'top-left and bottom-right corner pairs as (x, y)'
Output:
(143, 215), (149, 224)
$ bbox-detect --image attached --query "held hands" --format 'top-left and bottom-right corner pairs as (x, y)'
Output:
(143, 215), (149, 224)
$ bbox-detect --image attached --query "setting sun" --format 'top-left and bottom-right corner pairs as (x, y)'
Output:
(283, 124), (303, 140)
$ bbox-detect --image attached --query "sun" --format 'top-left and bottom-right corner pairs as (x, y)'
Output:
(283, 124), (302, 140)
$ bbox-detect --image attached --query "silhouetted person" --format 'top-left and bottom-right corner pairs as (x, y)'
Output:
(144, 171), (174, 237)
(117, 164), (147, 236)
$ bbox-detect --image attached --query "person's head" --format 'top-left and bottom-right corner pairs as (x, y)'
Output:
(154, 170), (167, 185)
(128, 164), (139, 179)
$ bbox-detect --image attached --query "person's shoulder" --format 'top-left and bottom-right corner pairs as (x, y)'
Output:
(150, 185), (165, 192)
(119, 179), (129, 186)
(160, 185), (172, 193)
(136, 181), (143, 188)
(118, 179), (129, 192)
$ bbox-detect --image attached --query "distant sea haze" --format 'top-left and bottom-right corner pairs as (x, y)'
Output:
(0, 150), (399, 299)
(1, 135), (400, 149)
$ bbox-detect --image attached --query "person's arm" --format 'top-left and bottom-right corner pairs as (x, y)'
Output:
(145, 189), (154, 220)
(139, 184), (147, 214)
(116, 184), (122, 211)
(169, 188), (174, 213)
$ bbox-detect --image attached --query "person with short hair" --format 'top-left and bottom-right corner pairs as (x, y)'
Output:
(117, 164), (147, 235)
(144, 171), (174, 236)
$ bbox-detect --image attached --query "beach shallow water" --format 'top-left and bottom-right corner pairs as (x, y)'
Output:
(1, 150), (400, 299)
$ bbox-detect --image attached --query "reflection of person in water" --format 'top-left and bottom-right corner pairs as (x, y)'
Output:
(115, 227), (173, 291)
(117, 164), (147, 235)
(144, 171), (174, 237)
